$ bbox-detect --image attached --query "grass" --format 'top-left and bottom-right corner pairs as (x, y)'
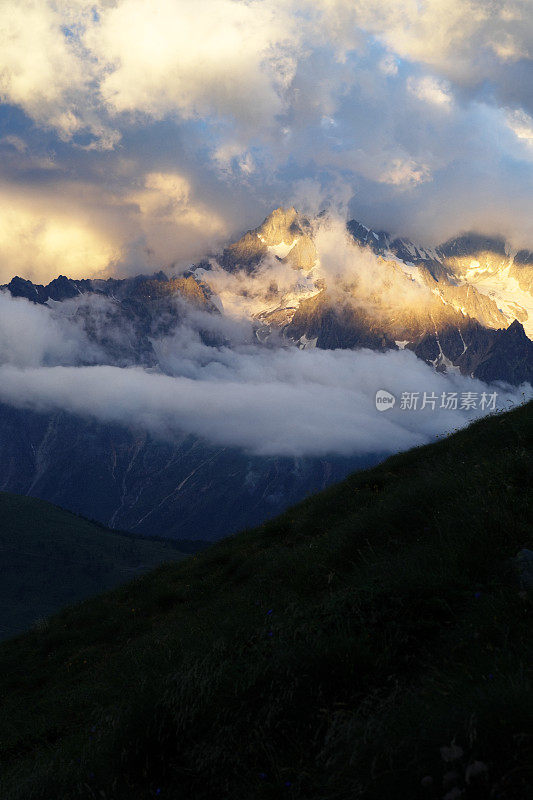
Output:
(0, 492), (186, 640)
(0, 402), (531, 799)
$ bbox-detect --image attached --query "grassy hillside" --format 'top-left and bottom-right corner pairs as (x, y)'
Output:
(0, 403), (531, 800)
(0, 493), (186, 640)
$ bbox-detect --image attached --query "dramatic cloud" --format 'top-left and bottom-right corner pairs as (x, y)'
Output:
(0, 348), (529, 458)
(0, 0), (532, 280)
(88, 0), (297, 127)
(0, 170), (233, 283)
(0, 183), (119, 282)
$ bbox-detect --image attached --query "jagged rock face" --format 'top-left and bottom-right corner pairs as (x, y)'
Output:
(5, 274), (95, 303)
(439, 233), (508, 260)
(287, 213), (531, 383)
(224, 211), (531, 383)
(286, 291), (396, 351)
(467, 319), (533, 384)
(221, 207), (317, 272)
(343, 224), (533, 335)
(280, 281), (532, 385)
(2, 271), (219, 367)
(3, 271), (215, 311)
(5, 207), (531, 384)
(434, 235), (533, 333)
(411, 319), (533, 385)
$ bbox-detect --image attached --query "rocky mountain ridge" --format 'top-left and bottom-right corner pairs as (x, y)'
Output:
(193, 207), (533, 385)
(3, 207), (532, 385)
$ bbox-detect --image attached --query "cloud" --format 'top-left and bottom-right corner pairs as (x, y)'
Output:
(0, 289), (529, 458)
(323, 0), (533, 93)
(0, 169), (233, 284)
(0, 1), (118, 148)
(0, 347), (528, 457)
(0, 1), (84, 125)
(0, 290), (100, 366)
(87, 0), (298, 129)
(506, 108), (533, 148)
(128, 171), (227, 247)
(0, 184), (119, 283)
(310, 214), (430, 307)
(407, 76), (453, 109)
(0, 0), (532, 278)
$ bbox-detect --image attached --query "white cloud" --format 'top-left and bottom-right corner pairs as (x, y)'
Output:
(378, 157), (432, 188)
(0, 346), (528, 457)
(506, 108), (533, 145)
(0, 1), (84, 123)
(407, 76), (453, 108)
(379, 53), (399, 76)
(0, 1), (118, 147)
(0, 290), (100, 367)
(319, 0), (532, 84)
(0, 171), (232, 284)
(86, 0), (298, 129)
(129, 171), (226, 236)
(0, 134), (27, 153)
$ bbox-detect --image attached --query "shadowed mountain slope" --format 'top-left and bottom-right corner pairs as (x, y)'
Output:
(0, 401), (531, 799)
(0, 492), (187, 640)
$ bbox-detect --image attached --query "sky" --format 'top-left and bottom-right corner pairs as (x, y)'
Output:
(0, 0), (532, 285)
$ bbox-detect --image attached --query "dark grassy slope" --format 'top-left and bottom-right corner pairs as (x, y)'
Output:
(0, 493), (186, 640)
(0, 403), (531, 800)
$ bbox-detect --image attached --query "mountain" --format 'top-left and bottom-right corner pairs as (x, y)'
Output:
(211, 208), (533, 383)
(0, 492), (190, 640)
(3, 209), (533, 383)
(0, 208), (531, 543)
(0, 402), (531, 799)
(0, 402), (375, 540)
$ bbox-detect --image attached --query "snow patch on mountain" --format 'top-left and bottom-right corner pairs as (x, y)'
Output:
(461, 263), (533, 336)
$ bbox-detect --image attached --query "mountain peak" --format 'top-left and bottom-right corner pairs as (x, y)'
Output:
(506, 319), (528, 338)
(258, 206), (300, 244)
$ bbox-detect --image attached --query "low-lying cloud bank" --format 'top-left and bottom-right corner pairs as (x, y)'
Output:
(0, 288), (529, 457)
(0, 351), (529, 457)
